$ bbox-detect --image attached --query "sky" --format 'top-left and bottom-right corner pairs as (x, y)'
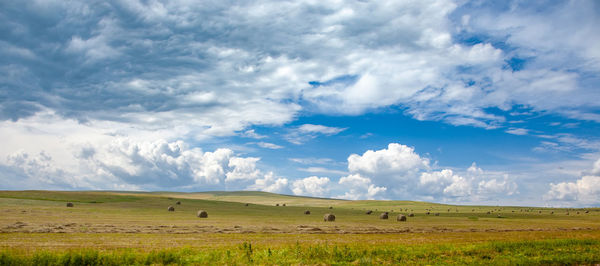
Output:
(1, 0), (599, 207)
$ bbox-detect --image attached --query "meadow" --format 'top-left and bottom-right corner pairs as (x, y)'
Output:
(1, 190), (599, 265)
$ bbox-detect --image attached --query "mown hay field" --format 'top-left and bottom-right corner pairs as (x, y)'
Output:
(1, 190), (599, 265)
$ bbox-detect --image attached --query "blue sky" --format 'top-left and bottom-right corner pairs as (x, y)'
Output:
(1, 0), (599, 207)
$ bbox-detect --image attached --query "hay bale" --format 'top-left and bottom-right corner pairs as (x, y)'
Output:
(282, 203), (286, 206)
(168, 206), (175, 212)
(408, 213), (414, 217)
(323, 213), (335, 222)
(304, 210), (311, 215)
(197, 210), (208, 218)
(397, 214), (407, 221)
(176, 201), (181, 205)
(379, 213), (389, 219)
(366, 210), (373, 215)
(66, 202), (74, 207)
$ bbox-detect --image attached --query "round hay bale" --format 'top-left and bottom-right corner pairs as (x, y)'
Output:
(304, 210), (311, 215)
(323, 213), (335, 222)
(168, 206), (175, 212)
(434, 213), (440, 216)
(379, 213), (389, 219)
(66, 202), (74, 207)
(366, 210), (373, 215)
(176, 201), (181, 205)
(408, 213), (414, 217)
(282, 203), (286, 206)
(197, 210), (208, 218)
(397, 214), (407, 221)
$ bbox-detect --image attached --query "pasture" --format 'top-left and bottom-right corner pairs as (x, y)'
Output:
(1, 190), (599, 265)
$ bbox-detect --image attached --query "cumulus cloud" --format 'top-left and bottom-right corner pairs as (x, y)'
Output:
(0, 119), (281, 192)
(337, 174), (387, 200)
(292, 176), (331, 197)
(593, 158), (600, 175)
(546, 159), (600, 206)
(419, 169), (471, 197)
(546, 176), (600, 204)
(347, 143), (429, 177)
(246, 172), (289, 193)
(340, 144), (517, 202)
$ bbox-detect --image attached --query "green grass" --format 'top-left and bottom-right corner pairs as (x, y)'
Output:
(1, 190), (599, 265)
(0, 190), (141, 203)
(1, 239), (598, 265)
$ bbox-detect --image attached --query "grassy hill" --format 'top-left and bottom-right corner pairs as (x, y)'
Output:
(1, 190), (599, 264)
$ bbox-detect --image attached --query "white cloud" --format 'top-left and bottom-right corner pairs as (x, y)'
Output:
(545, 158), (600, 206)
(291, 176), (331, 197)
(505, 128), (529, 135)
(546, 176), (600, 204)
(289, 157), (336, 165)
(336, 174), (387, 200)
(477, 176), (517, 196)
(297, 167), (347, 176)
(246, 172), (289, 193)
(347, 143), (429, 177)
(592, 158), (600, 175)
(419, 169), (471, 197)
(241, 130), (267, 139)
(225, 157), (262, 182)
(285, 124), (347, 144)
(297, 124), (347, 135)
(255, 142), (284, 150)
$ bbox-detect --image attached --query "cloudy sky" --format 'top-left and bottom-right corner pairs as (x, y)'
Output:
(1, 0), (599, 207)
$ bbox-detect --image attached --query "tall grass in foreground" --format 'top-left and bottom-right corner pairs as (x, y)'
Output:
(1, 238), (598, 265)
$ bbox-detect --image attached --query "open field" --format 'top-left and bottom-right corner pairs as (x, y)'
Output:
(1, 190), (600, 264)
